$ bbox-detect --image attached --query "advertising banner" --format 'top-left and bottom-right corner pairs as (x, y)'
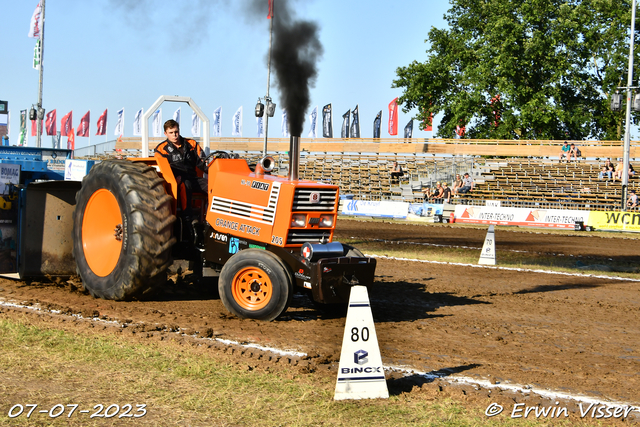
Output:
(64, 159), (95, 181)
(407, 202), (443, 218)
(0, 164), (20, 195)
(341, 200), (409, 219)
(454, 205), (589, 228)
(0, 163), (19, 273)
(587, 211), (640, 232)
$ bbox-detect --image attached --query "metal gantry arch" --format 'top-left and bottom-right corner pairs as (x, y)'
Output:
(140, 95), (210, 157)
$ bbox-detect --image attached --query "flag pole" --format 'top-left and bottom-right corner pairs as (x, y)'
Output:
(36, 0), (46, 148)
(263, 0), (274, 156)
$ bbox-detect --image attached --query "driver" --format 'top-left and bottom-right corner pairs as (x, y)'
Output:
(154, 119), (208, 218)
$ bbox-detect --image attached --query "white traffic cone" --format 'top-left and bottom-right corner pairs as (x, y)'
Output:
(478, 224), (496, 265)
(334, 285), (389, 400)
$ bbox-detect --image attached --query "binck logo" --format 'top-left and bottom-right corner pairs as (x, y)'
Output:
(354, 349), (368, 365)
(340, 366), (382, 374)
(251, 181), (270, 191)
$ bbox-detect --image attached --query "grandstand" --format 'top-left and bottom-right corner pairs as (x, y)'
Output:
(75, 137), (639, 211)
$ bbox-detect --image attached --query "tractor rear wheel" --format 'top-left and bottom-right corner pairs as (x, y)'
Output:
(219, 249), (292, 321)
(73, 160), (176, 300)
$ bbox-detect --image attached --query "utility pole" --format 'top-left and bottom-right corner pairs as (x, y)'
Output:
(622, 0), (637, 210)
(36, 0), (46, 148)
(263, 0), (274, 156)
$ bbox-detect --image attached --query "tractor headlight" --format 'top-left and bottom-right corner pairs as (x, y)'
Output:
(319, 214), (334, 227)
(291, 214), (306, 227)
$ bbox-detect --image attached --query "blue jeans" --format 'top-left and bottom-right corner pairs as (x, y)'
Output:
(599, 171), (612, 179)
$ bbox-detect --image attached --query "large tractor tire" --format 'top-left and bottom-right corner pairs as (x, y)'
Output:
(219, 249), (293, 321)
(73, 160), (176, 300)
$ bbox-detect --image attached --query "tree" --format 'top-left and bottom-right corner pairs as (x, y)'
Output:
(392, 0), (638, 140)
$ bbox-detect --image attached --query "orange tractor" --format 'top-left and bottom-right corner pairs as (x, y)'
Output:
(71, 131), (375, 321)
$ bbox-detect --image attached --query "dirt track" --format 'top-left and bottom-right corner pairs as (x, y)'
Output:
(1, 219), (640, 417)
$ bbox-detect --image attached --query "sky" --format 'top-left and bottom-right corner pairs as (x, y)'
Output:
(1, 0), (451, 149)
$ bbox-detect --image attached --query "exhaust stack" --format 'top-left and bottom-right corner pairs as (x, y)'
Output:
(288, 135), (300, 181)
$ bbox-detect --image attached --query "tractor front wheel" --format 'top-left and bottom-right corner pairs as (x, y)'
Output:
(219, 249), (292, 321)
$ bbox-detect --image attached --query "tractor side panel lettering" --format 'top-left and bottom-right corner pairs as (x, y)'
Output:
(215, 219), (239, 231)
(215, 218), (261, 236)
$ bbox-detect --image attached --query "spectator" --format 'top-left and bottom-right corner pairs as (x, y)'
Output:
(390, 161), (404, 183)
(627, 190), (638, 208)
(568, 143), (581, 162)
(458, 172), (474, 194)
(598, 158), (614, 180)
(613, 159), (625, 181)
(452, 174), (463, 197)
(440, 182), (452, 203)
(422, 186), (432, 201)
(559, 141), (571, 162)
(430, 182), (444, 202)
(615, 162), (637, 181)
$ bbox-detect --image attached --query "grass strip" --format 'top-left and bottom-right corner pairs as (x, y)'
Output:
(0, 315), (575, 427)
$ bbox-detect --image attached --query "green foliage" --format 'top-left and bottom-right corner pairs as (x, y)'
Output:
(393, 0), (638, 140)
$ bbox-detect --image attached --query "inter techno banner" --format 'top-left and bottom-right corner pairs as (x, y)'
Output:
(454, 205), (589, 228)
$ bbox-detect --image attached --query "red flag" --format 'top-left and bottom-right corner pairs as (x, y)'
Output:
(267, 0), (274, 18)
(77, 111), (90, 137)
(67, 128), (75, 150)
(60, 111), (73, 136)
(45, 109), (57, 135)
(31, 119), (38, 136)
(96, 109), (107, 135)
(388, 97), (398, 136)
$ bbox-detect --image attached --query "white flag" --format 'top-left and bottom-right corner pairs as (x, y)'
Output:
(256, 116), (264, 137)
(212, 107), (222, 137)
(114, 108), (124, 136)
(32, 39), (41, 70)
(191, 111), (201, 137)
(173, 107), (181, 128)
(232, 106), (243, 137)
(308, 106), (318, 138)
(133, 108), (143, 136)
(281, 109), (290, 137)
(28, 2), (42, 38)
(152, 108), (162, 137)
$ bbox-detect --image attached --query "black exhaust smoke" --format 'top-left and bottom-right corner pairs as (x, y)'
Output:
(249, 0), (323, 136)
(271, 10), (323, 136)
(249, 0), (323, 180)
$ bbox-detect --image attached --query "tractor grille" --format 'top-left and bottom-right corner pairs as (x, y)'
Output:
(287, 230), (332, 245)
(292, 188), (337, 212)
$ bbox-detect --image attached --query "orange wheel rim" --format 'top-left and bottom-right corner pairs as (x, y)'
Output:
(231, 267), (273, 311)
(82, 189), (123, 277)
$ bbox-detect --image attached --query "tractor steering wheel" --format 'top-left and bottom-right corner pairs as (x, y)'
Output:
(205, 150), (233, 164)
